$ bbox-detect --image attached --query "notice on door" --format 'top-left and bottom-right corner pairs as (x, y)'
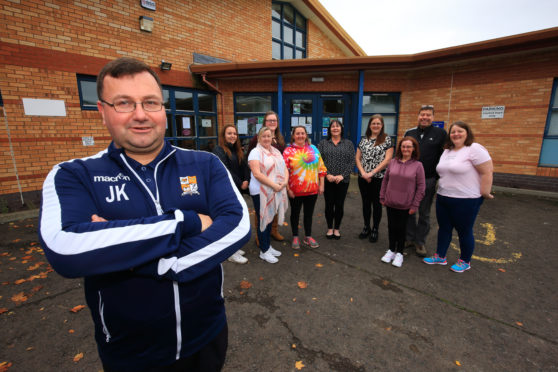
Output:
(481, 106), (505, 119)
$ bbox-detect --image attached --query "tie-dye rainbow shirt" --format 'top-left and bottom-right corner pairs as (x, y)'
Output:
(283, 143), (327, 196)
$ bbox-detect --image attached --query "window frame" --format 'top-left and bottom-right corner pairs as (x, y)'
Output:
(272, 1), (306, 60)
(360, 92), (401, 141)
(233, 92), (278, 148)
(539, 78), (558, 167)
(77, 75), (98, 111)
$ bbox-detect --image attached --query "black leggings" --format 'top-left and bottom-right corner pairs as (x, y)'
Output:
(358, 177), (383, 229)
(386, 206), (410, 253)
(289, 194), (318, 237)
(324, 180), (349, 229)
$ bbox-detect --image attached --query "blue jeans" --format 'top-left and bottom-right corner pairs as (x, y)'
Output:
(251, 194), (272, 253)
(435, 194), (484, 263)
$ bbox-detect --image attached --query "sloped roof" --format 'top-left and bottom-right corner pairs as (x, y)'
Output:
(190, 27), (558, 78)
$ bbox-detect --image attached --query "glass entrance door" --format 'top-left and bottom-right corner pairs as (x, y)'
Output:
(284, 93), (350, 145)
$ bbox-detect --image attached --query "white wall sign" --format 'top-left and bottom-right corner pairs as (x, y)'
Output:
(141, 0), (156, 11)
(22, 98), (66, 116)
(482, 106), (505, 119)
(82, 136), (94, 146)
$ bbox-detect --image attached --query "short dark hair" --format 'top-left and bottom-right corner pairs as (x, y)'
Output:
(365, 114), (387, 146)
(327, 119), (344, 140)
(290, 125), (310, 145)
(419, 105), (435, 115)
(445, 121), (475, 149)
(97, 57), (162, 100)
(395, 136), (420, 160)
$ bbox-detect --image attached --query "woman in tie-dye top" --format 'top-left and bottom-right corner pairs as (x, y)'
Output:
(283, 126), (327, 249)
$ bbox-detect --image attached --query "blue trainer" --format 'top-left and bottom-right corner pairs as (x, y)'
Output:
(423, 254), (447, 265)
(450, 259), (471, 273)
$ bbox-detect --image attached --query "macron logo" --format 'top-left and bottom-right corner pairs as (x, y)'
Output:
(94, 173), (131, 182)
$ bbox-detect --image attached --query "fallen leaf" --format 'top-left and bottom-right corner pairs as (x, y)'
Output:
(21, 256), (32, 260)
(9, 257), (16, 261)
(11, 292), (28, 304)
(68, 329), (75, 334)
(0, 308), (8, 314)
(295, 360), (305, 370)
(292, 298), (296, 302)
(73, 352), (84, 362)
(0, 362), (13, 371)
(12, 239), (21, 242)
(70, 305), (86, 313)
(31, 285), (43, 293)
(350, 297), (354, 302)
(25, 224), (34, 228)
(283, 222), (289, 226)
(498, 268), (506, 272)
(26, 347), (34, 351)
(0, 253), (9, 256)
(385, 326), (392, 331)
(239, 280), (252, 289)
(455, 360), (461, 366)
(297, 281), (307, 289)
(315, 263), (323, 268)
(516, 321), (523, 327)
(13, 279), (26, 285)
(239, 291), (244, 295)
(27, 262), (45, 271)
(292, 344), (296, 349)
(259, 276), (264, 281)
(293, 253), (299, 257)
(382, 279), (390, 286)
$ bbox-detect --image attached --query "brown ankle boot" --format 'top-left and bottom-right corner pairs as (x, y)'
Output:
(252, 211), (259, 247)
(271, 215), (284, 241)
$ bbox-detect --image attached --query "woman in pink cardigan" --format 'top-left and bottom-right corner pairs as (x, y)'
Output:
(379, 137), (425, 268)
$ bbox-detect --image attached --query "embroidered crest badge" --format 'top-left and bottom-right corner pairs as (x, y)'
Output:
(180, 176), (200, 196)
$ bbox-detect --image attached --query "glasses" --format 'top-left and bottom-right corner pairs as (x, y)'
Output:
(265, 119), (277, 123)
(420, 105), (434, 110)
(100, 99), (164, 113)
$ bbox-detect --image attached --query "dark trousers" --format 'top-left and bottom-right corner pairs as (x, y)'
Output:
(358, 177), (383, 229)
(386, 206), (410, 253)
(406, 176), (437, 245)
(289, 194), (318, 237)
(251, 194), (272, 253)
(435, 194), (484, 263)
(324, 180), (350, 229)
(103, 323), (228, 372)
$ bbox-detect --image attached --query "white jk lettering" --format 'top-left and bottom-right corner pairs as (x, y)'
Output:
(105, 184), (129, 203)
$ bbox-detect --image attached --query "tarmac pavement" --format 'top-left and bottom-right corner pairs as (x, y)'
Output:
(1, 185), (558, 371)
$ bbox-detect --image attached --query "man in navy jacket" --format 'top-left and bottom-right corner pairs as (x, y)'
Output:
(39, 57), (250, 371)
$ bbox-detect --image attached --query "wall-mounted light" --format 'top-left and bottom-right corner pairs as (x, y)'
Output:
(139, 16), (153, 32)
(160, 60), (172, 71)
(312, 77), (325, 83)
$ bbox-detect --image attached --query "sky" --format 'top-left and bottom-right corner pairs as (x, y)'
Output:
(319, 0), (558, 56)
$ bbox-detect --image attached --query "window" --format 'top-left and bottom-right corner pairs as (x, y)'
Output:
(539, 79), (558, 166)
(272, 2), (306, 60)
(77, 75), (98, 110)
(361, 93), (400, 138)
(234, 93), (276, 148)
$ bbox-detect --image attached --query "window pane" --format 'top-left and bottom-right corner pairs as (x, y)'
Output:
(362, 94), (397, 113)
(295, 49), (303, 59)
(198, 115), (217, 137)
(79, 80), (97, 107)
(198, 93), (215, 112)
(199, 138), (217, 152)
(272, 20), (281, 39)
(284, 25), (293, 44)
(295, 30), (304, 47)
(235, 95), (272, 113)
(235, 115), (263, 137)
(547, 112), (558, 136)
(295, 13), (305, 30)
(539, 138), (558, 166)
(283, 4), (294, 25)
(553, 93), (558, 108)
(361, 115), (397, 136)
(175, 139), (195, 150)
(272, 3), (281, 18)
(165, 113), (174, 137)
(177, 114), (195, 137)
(323, 99), (344, 115)
(163, 89), (170, 109)
(175, 91), (194, 111)
(272, 41), (281, 59)
(291, 99), (312, 115)
(283, 45), (293, 59)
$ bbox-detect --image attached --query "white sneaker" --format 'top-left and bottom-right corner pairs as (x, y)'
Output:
(237, 249), (245, 256)
(381, 250), (396, 263)
(259, 250), (279, 263)
(392, 253), (404, 267)
(268, 246), (282, 257)
(228, 252), (248, 264)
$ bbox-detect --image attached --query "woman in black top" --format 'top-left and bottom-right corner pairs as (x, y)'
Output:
(317, 120), (355, 239)
(213, 123), (250, 264)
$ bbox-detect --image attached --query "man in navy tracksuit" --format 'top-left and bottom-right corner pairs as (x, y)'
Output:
(39, 57), (250, 371)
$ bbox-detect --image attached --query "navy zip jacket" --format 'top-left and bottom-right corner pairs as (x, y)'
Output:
(39, 141), (251, 371)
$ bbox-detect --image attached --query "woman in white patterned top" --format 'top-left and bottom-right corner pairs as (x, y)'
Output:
(355, 114), (394, 243)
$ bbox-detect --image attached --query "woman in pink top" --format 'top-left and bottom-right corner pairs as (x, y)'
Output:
(423, 121), (493, 273)
(379, 137), (425, 268)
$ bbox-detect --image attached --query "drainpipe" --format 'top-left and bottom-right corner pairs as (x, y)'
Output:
(200, 73), (225, 130)
(277, 74), (283, 135)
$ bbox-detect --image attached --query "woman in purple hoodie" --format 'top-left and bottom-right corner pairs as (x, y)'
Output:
(379, 137), (425, 267)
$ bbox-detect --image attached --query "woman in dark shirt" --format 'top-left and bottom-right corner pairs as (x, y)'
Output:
(317, 120), (355, 239)
(213, 123), (250, 264)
